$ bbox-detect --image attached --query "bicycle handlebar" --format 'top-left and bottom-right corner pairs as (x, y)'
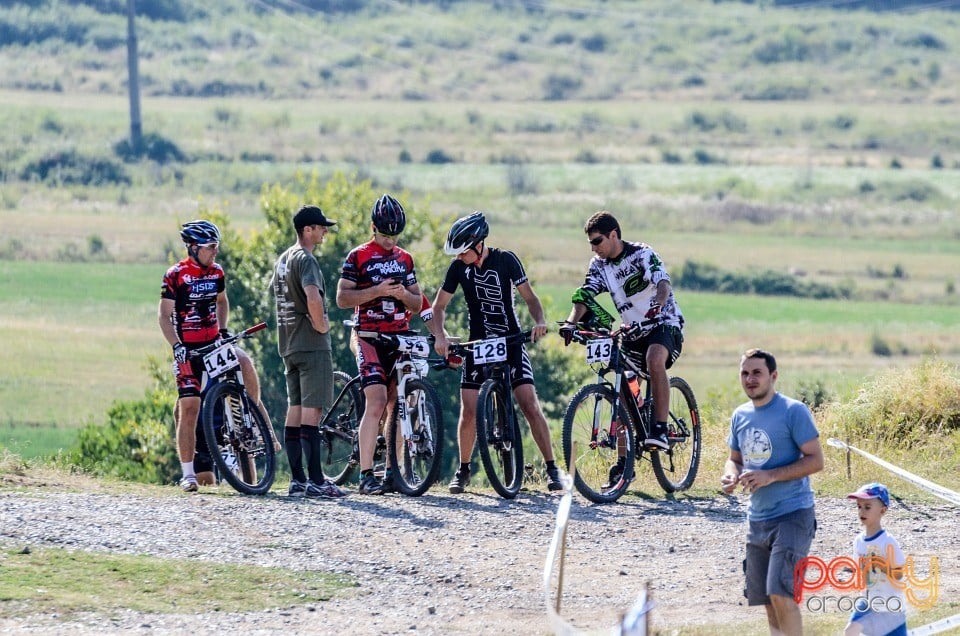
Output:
(557, 318), (660, 346)
(430, 330), (534, 371)
(188, 322), (268, 357)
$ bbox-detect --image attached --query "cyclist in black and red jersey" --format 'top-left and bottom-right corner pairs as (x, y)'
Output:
(431, 212), (563, 494)
(159, 220), (226, 492)
(336, 195), (437, 495)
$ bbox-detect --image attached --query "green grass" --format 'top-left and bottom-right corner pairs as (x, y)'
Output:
(0, 545), (353, 617)
(0, 424), (77, 460)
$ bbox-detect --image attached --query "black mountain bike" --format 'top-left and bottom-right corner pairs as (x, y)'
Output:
(560, 321), (701, 503)
(445, 330), (533, 499)
(193, 322), (277, 495)
(320, 325), (445, 496)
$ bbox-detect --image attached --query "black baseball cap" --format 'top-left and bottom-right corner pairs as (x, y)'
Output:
(293, 205), (337, 231)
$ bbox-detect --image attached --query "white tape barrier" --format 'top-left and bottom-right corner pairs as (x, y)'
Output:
(826, 438), (960, 636)
(826, 438), (960, 507)
(908, 612), (960, 636)
(543, 472), (652, 636)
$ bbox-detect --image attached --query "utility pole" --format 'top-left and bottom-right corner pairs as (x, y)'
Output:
(126, 0), (143, 149)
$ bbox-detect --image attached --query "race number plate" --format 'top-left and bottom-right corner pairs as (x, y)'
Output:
(395, 335), (430, 357)
(203, 343), (240, 378)
(472, 337), (507, 364)
(585, 338), (613, 364)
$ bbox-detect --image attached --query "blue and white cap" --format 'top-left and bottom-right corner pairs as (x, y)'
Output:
(847, 482), (890, 507)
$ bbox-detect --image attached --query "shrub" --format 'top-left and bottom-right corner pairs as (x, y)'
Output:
(506, 163), (537, 195)
(21, 150), (130, 186)
(425, 148), (455, 164)
(66, 359), (179, 484)
(580, 33), (607, 53)
(114, 132), (187, 164)
(796, 379), (833, 411)
(542, 74), (582, 100)
(820, 359), (960, 449)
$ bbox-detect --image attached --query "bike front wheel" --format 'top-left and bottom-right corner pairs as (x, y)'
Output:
(325, 371), (363, 486)
(388, 378), (444, 496)
(651, 376), (701, 493)
(476, 378), (524, 499)
(561, 383), (636, 504)
(201, 381), (276, 495)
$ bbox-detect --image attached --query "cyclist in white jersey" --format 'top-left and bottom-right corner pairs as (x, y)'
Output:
(560, 210), (684, 457)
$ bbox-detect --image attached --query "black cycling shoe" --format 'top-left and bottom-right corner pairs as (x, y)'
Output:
(605, 458), (626, 490)
(358, 473), (385, 495)
(644, 424), (670, 451)
(381, 468), (396, 494)
(448, 468), (470, 494)
(545, 466), (563, 492)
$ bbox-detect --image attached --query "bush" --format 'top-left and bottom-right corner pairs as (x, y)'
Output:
(20, 150), (130, 186)
(425, 148), (455, 164)
(114, 132), (187, 164)
(820, 359), (960, 449)
(542, 74), (582, 101)
(66, 359), (179, 484)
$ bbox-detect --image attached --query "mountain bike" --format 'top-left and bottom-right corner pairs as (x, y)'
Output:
(443, 330), (533, 499)
(560, 321), (700, 503)
(321, 323), (445, 496)
(193, 322), (276, 495)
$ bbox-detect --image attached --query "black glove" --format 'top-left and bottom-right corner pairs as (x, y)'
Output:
(173, 342), (188, 364)
(644, 303), (661, 320)
(219, 328), (231, 341)
(558, 323), (575, 346)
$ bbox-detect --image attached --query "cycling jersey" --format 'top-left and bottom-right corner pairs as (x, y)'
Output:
(160, 257), (225, 346)
(340, 239), (419, 333)
(440, 248), (526, 340)
(575, 241), (683, 331)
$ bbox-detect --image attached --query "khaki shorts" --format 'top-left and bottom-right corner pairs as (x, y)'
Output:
(283, 349), (333, 412)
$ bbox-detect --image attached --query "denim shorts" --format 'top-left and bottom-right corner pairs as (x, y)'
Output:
(744, 506), (817, 605)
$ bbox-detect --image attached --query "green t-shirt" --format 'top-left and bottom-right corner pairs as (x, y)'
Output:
(273, 244), (332, 355)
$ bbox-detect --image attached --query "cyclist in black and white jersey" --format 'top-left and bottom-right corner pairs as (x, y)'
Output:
(560, 210), (684, 459)
(432, 212), (563, 494)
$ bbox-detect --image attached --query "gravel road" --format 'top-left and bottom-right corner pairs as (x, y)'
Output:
(0, 479), (956, 635)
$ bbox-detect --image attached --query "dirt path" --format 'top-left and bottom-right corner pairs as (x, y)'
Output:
(0, 480), (956, 635)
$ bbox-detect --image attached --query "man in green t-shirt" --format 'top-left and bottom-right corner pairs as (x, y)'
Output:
(271, 205), (347, 499)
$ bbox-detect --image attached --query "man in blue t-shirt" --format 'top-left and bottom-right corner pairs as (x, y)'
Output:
(721, 348), (824, 636)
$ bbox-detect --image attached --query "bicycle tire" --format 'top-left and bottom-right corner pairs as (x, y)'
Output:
(561, 383), (636, 504)
(388, 378), (444, 496)
(201, 381), (276, 495)
(651, 376), (701, 493)
(476, 378), (524, 499)
(325, 371), (363, 486)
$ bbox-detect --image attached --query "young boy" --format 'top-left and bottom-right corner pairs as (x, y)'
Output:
(845, 482), (907, 636)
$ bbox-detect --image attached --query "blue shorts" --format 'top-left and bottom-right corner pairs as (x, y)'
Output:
(744, 506), (817, 605)
(848, 608), (907, 636)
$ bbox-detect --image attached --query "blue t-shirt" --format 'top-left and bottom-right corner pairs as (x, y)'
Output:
(728, 392), (819, 521)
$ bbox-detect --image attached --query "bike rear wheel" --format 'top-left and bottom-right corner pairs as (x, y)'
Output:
(561, 383), (636, 504)
(388, 378), (444, 496)
(201, 381), (276, 495)
(476, 378), (524, 499)
(325, 371), (363, 486)
(651, 376), (701, 493)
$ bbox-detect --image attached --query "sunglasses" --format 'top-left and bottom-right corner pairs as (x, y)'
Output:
(199, 242), (220, 250)
(376, 230), (401, 239)
(589, 235), (606, 246)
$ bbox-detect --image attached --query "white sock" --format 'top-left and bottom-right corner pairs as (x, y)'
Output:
(181, 461), (195, 479)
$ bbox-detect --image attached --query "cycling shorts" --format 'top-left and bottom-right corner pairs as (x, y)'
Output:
(460, 342), (534, 391)
(356, 336), (399, 389)
(622, 324), (683, 374)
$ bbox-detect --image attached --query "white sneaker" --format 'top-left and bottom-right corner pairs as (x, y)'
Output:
(180, 476), (199, 492)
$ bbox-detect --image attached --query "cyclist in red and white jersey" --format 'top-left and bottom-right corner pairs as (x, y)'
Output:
(560, 210), (684, 461)
(336, 195), (436, 495)
(159, 220), (227, 492)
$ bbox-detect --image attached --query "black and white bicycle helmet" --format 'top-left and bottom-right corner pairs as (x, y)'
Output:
(443, 212), (489, 255)
(371, 194), (406, 235)
(180, 219), (221, 245)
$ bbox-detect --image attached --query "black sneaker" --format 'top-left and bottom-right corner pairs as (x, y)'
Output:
(448, 468), (470, 494)
(605, 459), (626, 490)
(288, 480), (307, 497)
(381, 468), (396, 494)
(545, 466), (564, 492)
(644, 425), (670, 451)
(358, 473), (385, 495)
